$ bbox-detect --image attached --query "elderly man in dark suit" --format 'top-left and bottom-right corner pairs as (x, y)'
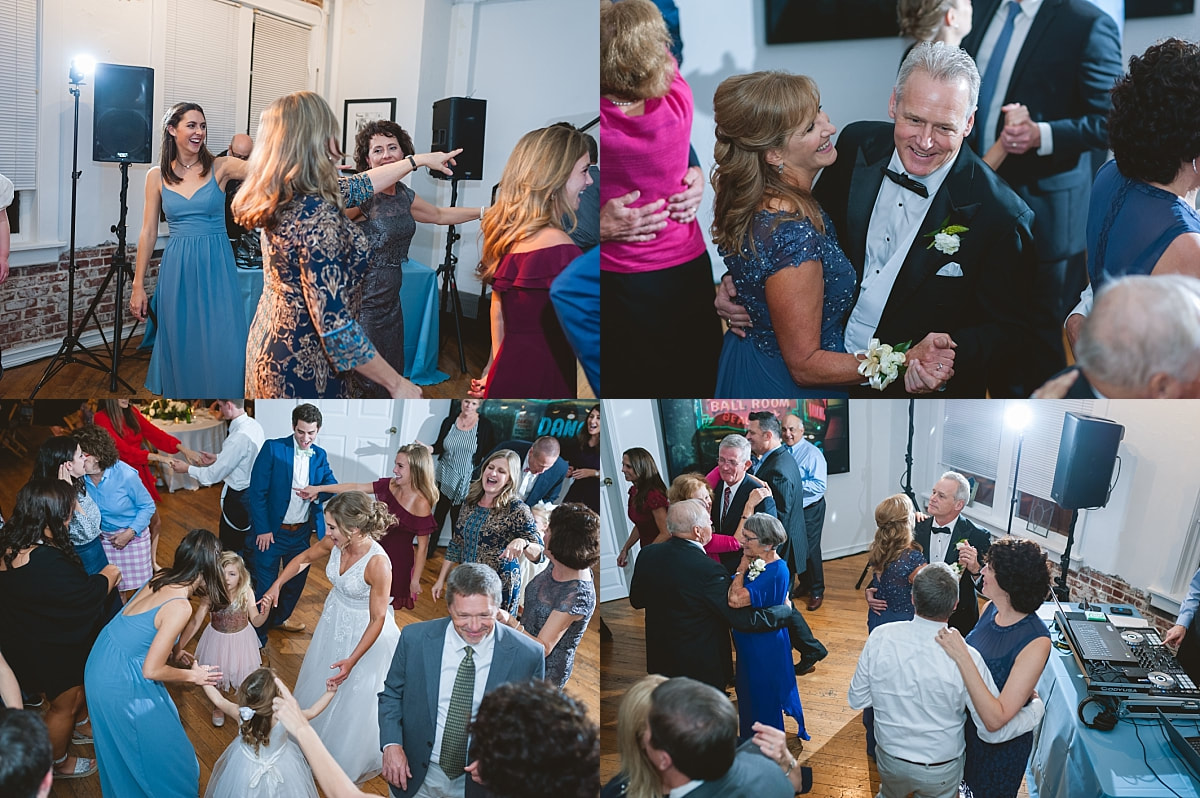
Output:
(869, 471), (990, 635)
(962, 0), (1122, 385)
(378, 563), (544, 798)
(487, 437), (568, 507)
(244, 402), (338, 644)
(711, 433), (776, 575)
(630, 499), (794, 691)
(745, 412), (809, 602)
(717, 44), (1039, 396)
(643, 678), (794, 798)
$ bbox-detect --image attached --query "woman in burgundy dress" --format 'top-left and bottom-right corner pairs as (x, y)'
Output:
(472, 125), (594, 399)
(303, 444), (437, 611)
(615, 448), (669, 568)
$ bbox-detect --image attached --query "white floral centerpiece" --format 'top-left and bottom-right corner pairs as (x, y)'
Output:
(855, 338), (911, 391)
(142, 399), (194, 423)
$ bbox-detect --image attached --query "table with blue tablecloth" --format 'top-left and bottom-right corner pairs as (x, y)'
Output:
(1028, 602), (1200, 798)
(144, 259), (449, 386)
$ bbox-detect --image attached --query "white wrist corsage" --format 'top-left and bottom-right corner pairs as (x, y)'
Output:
(855, 338), (911, 391)
(924, 216), (969, 255)
(746, 558), (766, 582)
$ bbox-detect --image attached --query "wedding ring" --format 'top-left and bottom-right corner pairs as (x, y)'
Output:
(936, 363), (943, 372)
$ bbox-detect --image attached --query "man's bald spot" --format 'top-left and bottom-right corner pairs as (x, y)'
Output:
(230, 133), (253, 159)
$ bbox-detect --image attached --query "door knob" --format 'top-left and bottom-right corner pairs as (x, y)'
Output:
(387, 427), (397, 434)
(603, 477), (613, 486)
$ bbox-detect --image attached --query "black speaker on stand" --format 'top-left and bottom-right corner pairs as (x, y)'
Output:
(32, 61), (153, 396)
(430, 97), (486, 375)
(1050, 412), (1124, 602)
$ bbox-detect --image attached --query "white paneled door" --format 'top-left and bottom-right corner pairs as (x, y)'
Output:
(254, 400), (403, 483)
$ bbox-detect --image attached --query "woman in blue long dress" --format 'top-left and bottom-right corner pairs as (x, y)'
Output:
(231, 91), (459, 398)
(85, 528), (228, 798)
(709, 71), (952, 398)
(1067, 40), (1200, 341)
(935, 537), (1052, 798)
(727, 514), (806, 743)
(130, 102), (249, 397)
(861, 493), (925, 757)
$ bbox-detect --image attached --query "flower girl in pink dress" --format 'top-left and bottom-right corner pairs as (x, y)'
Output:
(174, 551), (270, 726)
(201, 668), (336, 798)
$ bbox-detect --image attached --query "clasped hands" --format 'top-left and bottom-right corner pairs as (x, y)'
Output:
(600, 165), (704, 243)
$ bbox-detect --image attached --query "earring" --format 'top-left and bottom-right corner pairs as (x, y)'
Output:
(1193, 158), (1197, 175)
(776, 163), (784, 175)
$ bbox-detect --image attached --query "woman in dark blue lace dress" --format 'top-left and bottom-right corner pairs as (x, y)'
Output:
(710, 71), (948, 398)
(935, 537), (1052, 798)
(232, 92), (459, 398)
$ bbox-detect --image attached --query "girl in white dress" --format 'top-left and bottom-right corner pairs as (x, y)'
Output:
(201, 667), (335, 798)
(261, 491), (401, 784)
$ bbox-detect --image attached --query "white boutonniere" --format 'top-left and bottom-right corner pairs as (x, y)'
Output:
(950, 539), (969, 577)
(855, 338), (912, 391)
(924, 216), (969, 256)
(746, 558), (766, 582)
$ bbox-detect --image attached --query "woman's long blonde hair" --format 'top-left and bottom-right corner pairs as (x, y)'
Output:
(617, 674), (668, 798)
(464, 450), (522, 508)
(867, 493), (921, 574)
(476, 126), (589, 284)
(219, 551), (256, 615)
(710, 71), (826, 255)
(232, 91), (343, 230)
(398, 443), (439, 509)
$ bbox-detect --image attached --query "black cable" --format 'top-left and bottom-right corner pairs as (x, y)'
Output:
(1130, 718), (1186, 798)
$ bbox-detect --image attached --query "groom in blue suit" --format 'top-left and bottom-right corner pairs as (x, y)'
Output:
(245, 403), (338, 644)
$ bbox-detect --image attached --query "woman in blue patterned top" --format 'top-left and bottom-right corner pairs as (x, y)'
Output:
(710, 71), (951, 398)
(232, 91), (459, 398)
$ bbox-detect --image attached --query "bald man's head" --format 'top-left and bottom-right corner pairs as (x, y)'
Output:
(229, 134), (253, 160)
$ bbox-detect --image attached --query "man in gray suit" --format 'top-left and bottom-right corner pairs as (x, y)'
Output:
(378, 564), (544, 798)
(644, 678), (794, 798)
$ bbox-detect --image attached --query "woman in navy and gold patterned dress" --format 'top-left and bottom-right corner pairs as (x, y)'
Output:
(232, 91), (459, 398)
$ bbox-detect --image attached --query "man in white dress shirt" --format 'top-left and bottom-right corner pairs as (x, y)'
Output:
(780, 412), (828, 608)
(849, 563), (1044, 798)
(169, 399), (265, 552)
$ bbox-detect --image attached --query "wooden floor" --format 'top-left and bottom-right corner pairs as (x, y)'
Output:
(0, 422), (598, 798)
(600, 553), (1030, 798)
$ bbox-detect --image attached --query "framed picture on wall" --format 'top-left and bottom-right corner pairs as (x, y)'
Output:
(657, 399), (849, 481)
(765, 0), (899, 43)
(342, 98), (397, 164)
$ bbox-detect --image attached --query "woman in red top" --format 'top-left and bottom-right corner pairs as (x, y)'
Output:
(94, 399), (199, 571)
(615, 448), (669, 568)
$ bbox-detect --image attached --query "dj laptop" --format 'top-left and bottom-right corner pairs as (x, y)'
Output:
(1157, 708), (1200, 782)
(1051, 591), (1140, 665)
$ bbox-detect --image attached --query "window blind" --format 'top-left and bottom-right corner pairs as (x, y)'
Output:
(941, 400), (1002, 479)
(248, 11), (312, 138)
(165, 0), (241, 159)
(0, 0), (38, 189)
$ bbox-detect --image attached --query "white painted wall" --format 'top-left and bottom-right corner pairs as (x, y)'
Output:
(676, 0), (1200, 278)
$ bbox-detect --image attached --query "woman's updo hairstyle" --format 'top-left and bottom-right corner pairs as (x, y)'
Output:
(325, 491), (397, 542)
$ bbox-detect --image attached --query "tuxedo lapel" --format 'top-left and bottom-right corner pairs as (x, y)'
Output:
(1007, 0), (1062, 98)
(846, 146), (890, 277)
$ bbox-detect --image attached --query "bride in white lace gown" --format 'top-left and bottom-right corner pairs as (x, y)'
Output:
(261, 492), (401, 784)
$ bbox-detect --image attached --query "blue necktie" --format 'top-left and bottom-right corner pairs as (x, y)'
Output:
(976, 1), (1022, 148)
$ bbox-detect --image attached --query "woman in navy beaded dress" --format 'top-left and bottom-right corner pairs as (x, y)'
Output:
(935, 537), (1052, 798)
(232, 92), (458, 398)
(709, 71), (950, 398)
(865, 494), (926, 633)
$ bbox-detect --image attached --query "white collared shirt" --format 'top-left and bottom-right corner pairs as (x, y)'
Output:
(848, 615), (1045, 762)
(518, 458), (538, 501)
(669, 781), (704, 797)
(844, 150), (955, 354)
(187, 414), (266, 494)
(282, 444), (313, 525)
(975, 0), (1053, 153)
(429, 621), (496, 766)
(929, 514), (961, 564)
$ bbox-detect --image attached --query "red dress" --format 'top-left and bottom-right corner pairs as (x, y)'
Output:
(94, 408), (181, 502)
(627, 486), (669, 550)
(372, 478), (436, 609)
(484, 243), (581, 399)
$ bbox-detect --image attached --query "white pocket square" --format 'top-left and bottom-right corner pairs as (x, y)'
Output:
(936, 262), (964, 277)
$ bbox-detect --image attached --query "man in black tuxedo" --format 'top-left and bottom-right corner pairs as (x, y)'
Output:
(746, 412), (809, 601)
(629, 499), (794, 691)
(962, 0), (1122, 383)
(711, 434), (776, 575)
(870, 471), (990, 635)
(717, 44), (1038, 396)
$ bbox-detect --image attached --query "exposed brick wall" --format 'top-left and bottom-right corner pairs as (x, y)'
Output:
(1, 246), (160, 352)
(1048, 560), (1177, 635)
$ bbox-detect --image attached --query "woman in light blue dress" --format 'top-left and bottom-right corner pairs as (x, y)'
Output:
(129, 102), (249, 397)
(85, 528), (228, 798)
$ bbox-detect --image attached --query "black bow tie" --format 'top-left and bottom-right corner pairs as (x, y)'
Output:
(883, 167), (929, 198)
(932, 526), (952, 536)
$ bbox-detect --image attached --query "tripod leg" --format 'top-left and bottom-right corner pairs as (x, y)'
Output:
(448, 274), (467, 375)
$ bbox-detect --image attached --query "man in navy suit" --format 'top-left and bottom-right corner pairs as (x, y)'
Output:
(963, 0), (1122, 384)
(488, 437), (568, 507)
(377, 564), (544, 798)
(245, 403), (338, 645)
